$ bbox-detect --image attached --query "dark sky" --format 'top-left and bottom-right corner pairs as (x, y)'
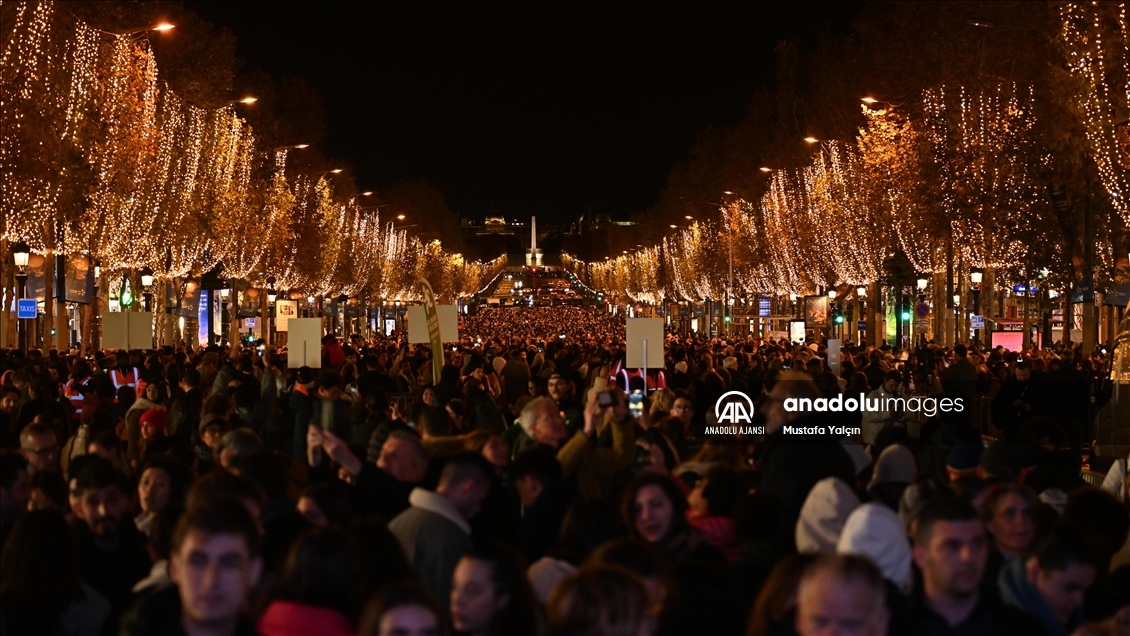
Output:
(188, 1), (861, 224)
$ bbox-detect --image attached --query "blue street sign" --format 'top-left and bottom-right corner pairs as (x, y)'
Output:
(971, 315), (985, 330)
(915, 302), (930, 318)
(17, 298), (37, 319)
(857, 320), (867, 331)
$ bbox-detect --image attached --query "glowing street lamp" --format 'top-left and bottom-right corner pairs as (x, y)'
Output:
(803, 137), (819, 144)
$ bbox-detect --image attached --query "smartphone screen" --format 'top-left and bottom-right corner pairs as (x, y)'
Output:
(629, 390), (644, 418)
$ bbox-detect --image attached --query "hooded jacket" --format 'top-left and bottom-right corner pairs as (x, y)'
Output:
(795, 477), (860, 554)
(836, 501), (913, 594)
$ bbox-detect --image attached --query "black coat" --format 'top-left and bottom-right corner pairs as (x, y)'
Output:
(755, 414), (857, 543)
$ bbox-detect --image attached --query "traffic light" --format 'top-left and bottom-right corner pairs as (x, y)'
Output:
(120, 289), (134, 307)
(834, 314), (844, 325)
(901, 310), (911, 321)
(724, 315), (731, 323)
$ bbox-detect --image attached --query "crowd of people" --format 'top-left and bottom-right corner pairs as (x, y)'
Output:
(0, 305), (1127, 636)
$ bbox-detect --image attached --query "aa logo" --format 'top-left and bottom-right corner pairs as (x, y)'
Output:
(715, 391), (755, 424)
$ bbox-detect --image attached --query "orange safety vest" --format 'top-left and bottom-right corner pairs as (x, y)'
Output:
(110, 367), (140, 391)
(63, 377), (89, 420)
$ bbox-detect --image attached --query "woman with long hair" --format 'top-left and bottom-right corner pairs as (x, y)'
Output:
(622, 472), (727, 566)
(450, 544), (539, 636)
(360, 582), (443, 636)
(258, 527), (363, 636)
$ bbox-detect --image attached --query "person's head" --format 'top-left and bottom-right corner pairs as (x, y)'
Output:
(1062, 487), (1130, 563)
(377, 430), (428, 483)
(359, 582), (441, 636)
(451, 544), (537, 635)
(465, 430), (509, 470)
(170, 498), (263, 630)
(436, 452), (495, 519)
(0, 509), (82, 624)
(86, 430), (123, 470)
(278, 527), (362, 622)
(418, 406), (453, 440)
(882, 370), (901, 394)
(510, 445), (562, 507)
(180, 367), (201, 392)
(983, 483), (1038, 559)
(19, 423), (58, 474)
(0, 385), (19, 415)
(547, 373), (570, 402)
(200, 420), (228, 451)
(913, 497), (987, 602)
(137, 456), (187, 516)
(216, 428), (263, 469)
(668, 391), (693, 427)
(0, 452), (30, 527)
(547, 565), (657, 636)
(1014, 360), (1031, 383)
(1025, 523), (1100, 628)
(519, 396), (567, 448)
(73, 460), (129, 541)
(144, 381), (164, 403)
(188, 471), (267, 524)
(764, 371), (822, 433)
(313, 370), (343, 400)
(623, 472), (688, 545)
(687, 464), (747, 518)
(796, 554), (888, 636)
(139, 407), (167, 442)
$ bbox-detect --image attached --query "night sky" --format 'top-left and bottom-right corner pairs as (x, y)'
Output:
(189, 1), (861, 224)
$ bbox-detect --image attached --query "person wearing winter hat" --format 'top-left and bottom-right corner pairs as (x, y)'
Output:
(867, 444), (916, 511)
(796, 477), (860, 554)
(946, 442), (984, 481)
(836, 501), (913, 594)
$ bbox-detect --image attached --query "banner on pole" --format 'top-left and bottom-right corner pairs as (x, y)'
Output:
(418, 278), (445, 385)
(287, 318), (323, 368)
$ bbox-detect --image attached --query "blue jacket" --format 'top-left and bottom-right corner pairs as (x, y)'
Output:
(998, 558), (1080, 636)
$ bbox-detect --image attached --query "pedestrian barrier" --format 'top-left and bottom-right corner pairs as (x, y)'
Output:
(1081, 469), (1107, 488)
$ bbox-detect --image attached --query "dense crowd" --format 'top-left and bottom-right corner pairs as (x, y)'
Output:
(0, 306), (1128, 636)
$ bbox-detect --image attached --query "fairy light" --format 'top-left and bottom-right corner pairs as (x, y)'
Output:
(0, 0), (510, 303)
(1061, 2), (1130, 226)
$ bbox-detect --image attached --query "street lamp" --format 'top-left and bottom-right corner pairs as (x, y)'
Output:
(827, 289), (837, 300)
(803, 137), (819, 144)
(856, 286), (866, 297)
(916, 275), (929, 291)
(140, 267), (155, 311)
(759, 167), (772, 172)
(12, 241), (31, 352)
(111, 22), (175, 36)
(970, 267), (984, 345)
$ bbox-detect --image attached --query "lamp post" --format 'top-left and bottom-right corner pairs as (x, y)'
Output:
(970, 267), (984, 347)
(140, 267), (155, 312)
(12, 241), (30, 352)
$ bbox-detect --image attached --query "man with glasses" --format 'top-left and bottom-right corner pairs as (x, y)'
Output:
(19, 422), (59, 475)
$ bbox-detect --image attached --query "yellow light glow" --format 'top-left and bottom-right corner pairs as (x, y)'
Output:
(238, 96), (257, 104)
(153, 23), (175, 31)
(804, 137), (819, 143)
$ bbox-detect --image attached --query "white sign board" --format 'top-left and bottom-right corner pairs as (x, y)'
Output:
(275, 300), (297, 332)
(406, 305), (459, 343)
(789, 320), (806, 343)
(826, 339), (842, 376)
(625, 318), (664, 369)
(971, 315), (985, 330)
(102, 311), (154, 350)
(287, 318), (323, 368)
